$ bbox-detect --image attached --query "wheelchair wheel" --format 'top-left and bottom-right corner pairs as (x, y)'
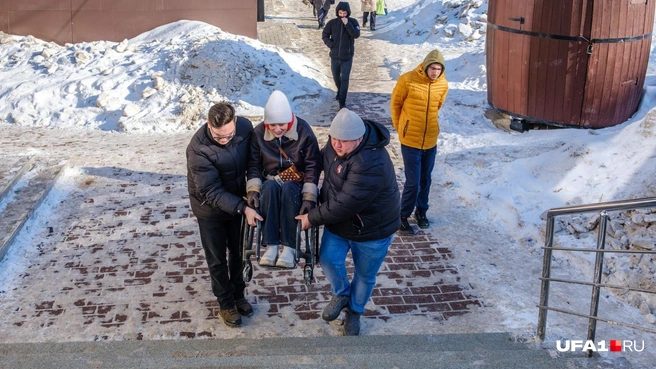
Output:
(303, 264), (313, 286)
(242, 259), (253, 282)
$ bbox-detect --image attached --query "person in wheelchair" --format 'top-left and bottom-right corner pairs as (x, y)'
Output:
(246, 90), (321, 268)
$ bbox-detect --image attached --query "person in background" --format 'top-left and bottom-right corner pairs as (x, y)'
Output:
(391, 49), (449, 235)
(296, 108), (400, 336)
(322, 1), (361, 109)
(314, 0), (332, 29)
(186, 102), (262, 328)
(246, 90), (321, 269)
(361, 0), (376, 31)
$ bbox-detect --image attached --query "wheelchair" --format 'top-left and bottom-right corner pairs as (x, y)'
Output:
(240, 217), (320, 286)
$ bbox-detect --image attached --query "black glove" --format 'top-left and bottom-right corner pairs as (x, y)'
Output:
(247, 191), (260, 209)
(299, 200), (315, 215)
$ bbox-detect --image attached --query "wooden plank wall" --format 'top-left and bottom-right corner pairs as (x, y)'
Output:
(0, 0), (258, 45)
(487, 0), (655, 128)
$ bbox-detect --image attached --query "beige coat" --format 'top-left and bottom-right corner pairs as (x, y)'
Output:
(361, 0), (376, 13)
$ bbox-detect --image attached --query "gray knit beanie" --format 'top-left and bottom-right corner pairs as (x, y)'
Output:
(330, 108), (365, 140)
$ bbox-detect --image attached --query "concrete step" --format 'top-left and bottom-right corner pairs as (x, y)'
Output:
(0, 156), (67, 262)
(0, 333), (631, 369)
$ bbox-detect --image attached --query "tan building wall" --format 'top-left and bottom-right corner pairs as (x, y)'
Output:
(0, 0), (257, 45)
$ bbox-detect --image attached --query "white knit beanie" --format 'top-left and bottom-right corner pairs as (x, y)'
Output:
(263, 90), (293, 124)
(330, 108), (366, 140)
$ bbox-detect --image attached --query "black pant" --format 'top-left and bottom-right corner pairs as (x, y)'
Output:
(363, 12), (376, 29)
(197, 216), (245, 309)
(330, 58), (353, 108)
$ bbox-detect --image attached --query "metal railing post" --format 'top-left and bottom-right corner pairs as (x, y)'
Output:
(537, 214), (556, 340)
(585, 211), (609, 357)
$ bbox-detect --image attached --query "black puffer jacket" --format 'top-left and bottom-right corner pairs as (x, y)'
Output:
(308, 120), (401, 241)
(322, 2), (360, 61)
(186, 117), (253, 220)
(247, 116), (321, 190)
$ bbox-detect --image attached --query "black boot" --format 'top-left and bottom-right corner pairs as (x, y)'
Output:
(415, 210), (430, 229)
(399, 217), (415, 235)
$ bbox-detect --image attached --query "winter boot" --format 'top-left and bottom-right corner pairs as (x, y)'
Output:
(218, 306), (242, 327)
(275, 246), (296, 268)
(322, 294), (350, 321)
(415, 210), (430, 229)
(399, 217), (415, 235)
(259, 245), (278, 266)
(342, 308), (361, 336)
(235, 298), (254, 316)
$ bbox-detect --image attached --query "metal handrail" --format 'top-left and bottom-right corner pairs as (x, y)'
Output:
(537, 197), (656, 357)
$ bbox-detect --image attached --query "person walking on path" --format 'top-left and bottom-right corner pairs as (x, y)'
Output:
(246, 90), (321, 269)
(296, 108), (400, 336)
(322, 2), (361, 110)
(391, 49), (449, 235)
(361, 0), (376, 31)
(313, 0), (332, 29)
(186, 102), (263, 328)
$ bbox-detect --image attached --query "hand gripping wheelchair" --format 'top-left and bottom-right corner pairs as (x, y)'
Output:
(240, 218), (320, 286)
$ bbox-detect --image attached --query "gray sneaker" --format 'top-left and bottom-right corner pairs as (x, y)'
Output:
(322, 294), (350, 322)
(342, 308), (361, 336)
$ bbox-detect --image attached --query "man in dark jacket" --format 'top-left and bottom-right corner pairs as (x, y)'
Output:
(186, 102), (262, 328)
(313, 0), (332, 29)
(296, 108), (400, 336)
(322, 1), (360, 109)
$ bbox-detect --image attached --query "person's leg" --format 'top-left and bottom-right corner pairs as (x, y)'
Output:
(337, 58), (353, 108)
(416, 146), (437, 213)
(330, 58), (342, 103)
(226, 216), (245, 300)
(197, 217), (235, 309)
(348, 234), (393, 314)
(318, 8), (327, 27)
(279, 181), (303, 247)
(362, 12), (368, 27)
(319, 229), (351, 296)
(400, 144), (422, 218)
(370, 12), (376, 30)
(259, 180), (281, 246)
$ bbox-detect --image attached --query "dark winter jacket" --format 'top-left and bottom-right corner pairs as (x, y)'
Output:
(307, 120), (401, 241)
(322, 2), (360, 61)
(246, 116), (321, 202)
(186, 117), (253, 220)
(313, 0), (331, 11)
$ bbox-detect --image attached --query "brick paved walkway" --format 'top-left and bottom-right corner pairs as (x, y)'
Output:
(0, 1), (480, 343)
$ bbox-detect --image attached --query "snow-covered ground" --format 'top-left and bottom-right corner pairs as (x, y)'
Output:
(1, 0), (655, 367)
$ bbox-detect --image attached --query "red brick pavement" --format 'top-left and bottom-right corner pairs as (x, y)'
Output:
(1, 165), (478, 341)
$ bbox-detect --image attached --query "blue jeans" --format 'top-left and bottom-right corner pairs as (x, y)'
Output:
(400, 144), (437, 217)
(330, 58), (353, 107)
(319, 229), (393, 314)
(318, 8), (328, 26)
(260, 180), (302, 247)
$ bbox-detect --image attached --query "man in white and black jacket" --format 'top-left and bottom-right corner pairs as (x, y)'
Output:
(296, 108), (401, 336)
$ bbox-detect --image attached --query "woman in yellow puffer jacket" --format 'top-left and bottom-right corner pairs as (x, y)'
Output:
(390, 49), (449, 235)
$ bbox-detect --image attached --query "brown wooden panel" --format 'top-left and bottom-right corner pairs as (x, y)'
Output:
(71, 10), (115, 43)
(0, 11), (8, 32)
(71, 0), (103, 11)
(104, 0), (159, 11)
(8, 10), (70, 43)
(7, 0), (70, 11)
(109, 11), (166, 41)
(160, 0), (253, 10)
(160, 9), (257, 39)
(0, 0), (7, 11)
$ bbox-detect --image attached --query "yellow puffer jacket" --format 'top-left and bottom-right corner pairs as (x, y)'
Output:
(391, 50), (449, 150)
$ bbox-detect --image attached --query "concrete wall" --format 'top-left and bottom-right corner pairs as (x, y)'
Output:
(0, 0), (257, 45)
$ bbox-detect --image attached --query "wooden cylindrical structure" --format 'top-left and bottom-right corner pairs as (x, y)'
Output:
(487, 0), (655, 128)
